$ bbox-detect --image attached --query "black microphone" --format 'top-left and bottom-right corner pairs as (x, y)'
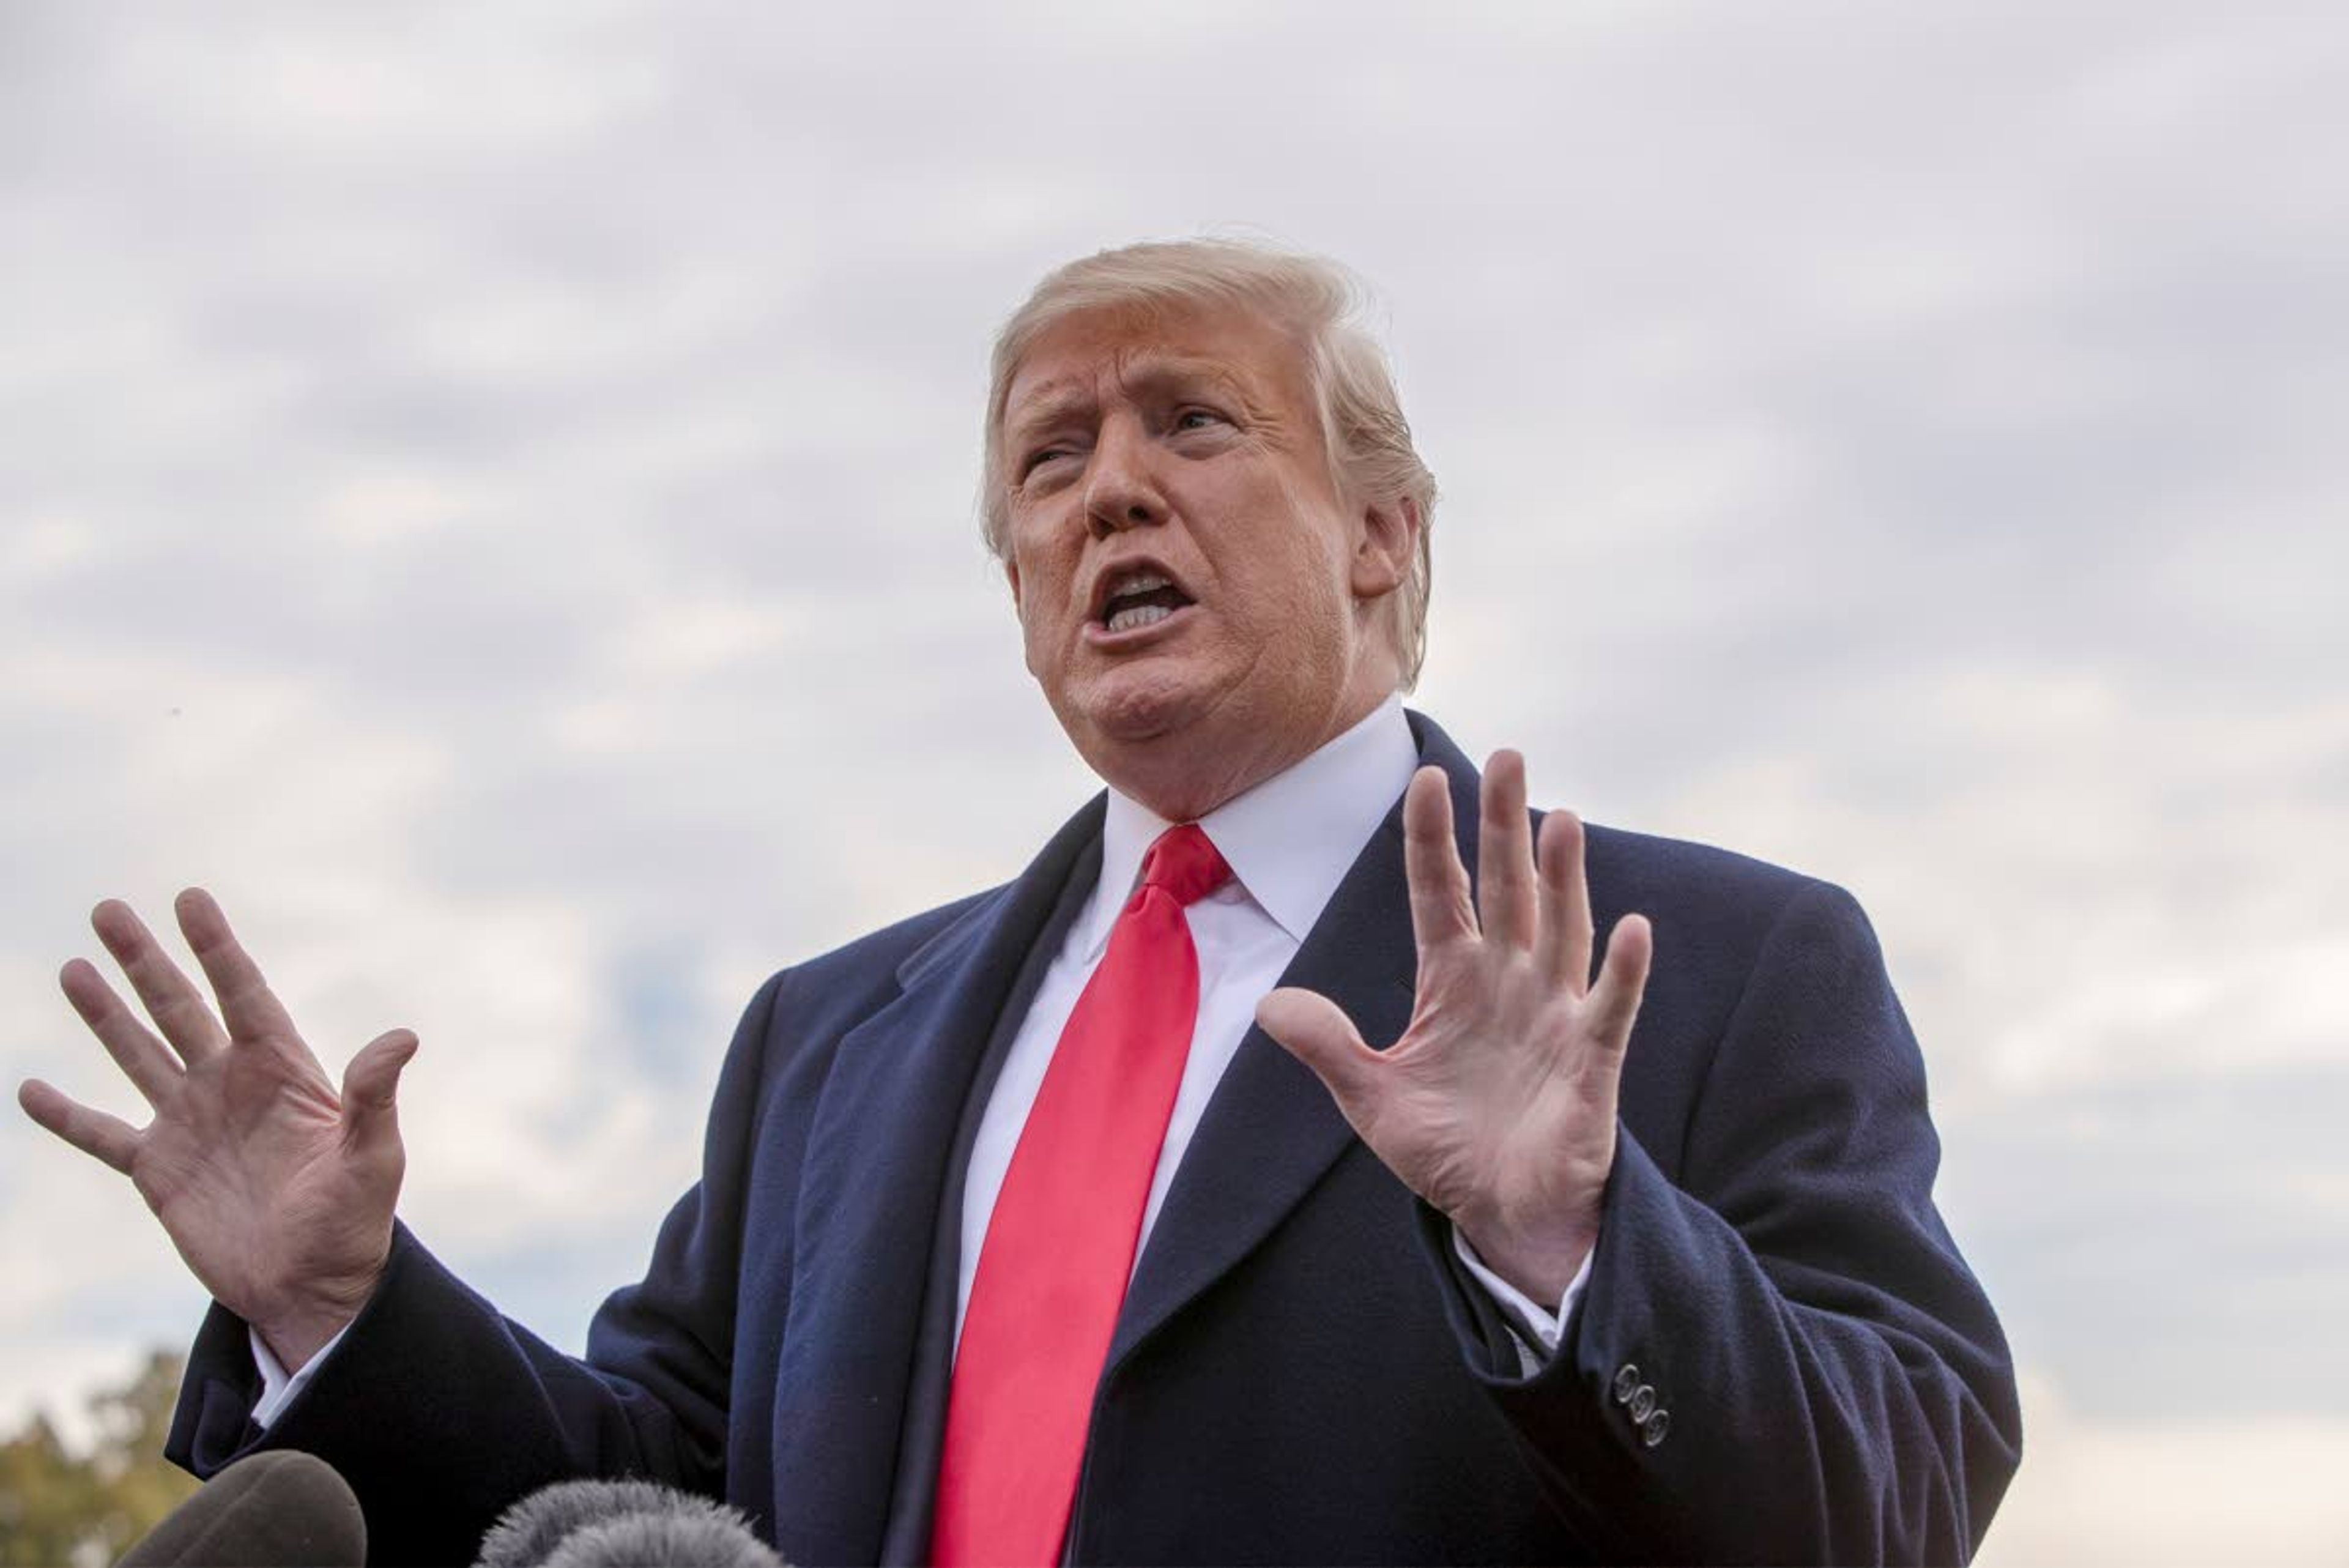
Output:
(473, 1478), (785, 1568)
(116, 1449), (366, 1567)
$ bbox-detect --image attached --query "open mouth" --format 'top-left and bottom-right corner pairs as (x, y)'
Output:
(1095, 567), (1197, 634)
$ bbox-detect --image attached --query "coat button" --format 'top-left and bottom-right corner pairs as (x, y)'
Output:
(1642, 1408), (1672, 1447)
(1612, 1364), (1639, 1403)
(1629, 1384), (1657, 1422)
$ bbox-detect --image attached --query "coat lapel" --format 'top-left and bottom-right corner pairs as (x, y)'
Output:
(1106, 712), (1483, 1372)
(772, 714), (1485, 1558)
(771, 798), (1103, 1567)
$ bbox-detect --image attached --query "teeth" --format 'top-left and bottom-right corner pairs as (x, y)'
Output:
(1107, 603), (1174, 633)
(1113, 570), (1171, 595)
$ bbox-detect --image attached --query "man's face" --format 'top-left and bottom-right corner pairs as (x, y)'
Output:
(998, 303), (1409, 820)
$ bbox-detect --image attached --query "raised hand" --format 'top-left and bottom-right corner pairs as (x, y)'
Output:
(17, 890), (417, 1368)
(1256, 752), (1652, 1304)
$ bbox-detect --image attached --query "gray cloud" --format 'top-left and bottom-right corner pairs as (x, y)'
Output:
(4, 4), (2343, 1555)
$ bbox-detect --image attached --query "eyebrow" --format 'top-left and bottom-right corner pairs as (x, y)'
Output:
(1003, 356), (1258, 447)
(1002, 383), (1096, 448)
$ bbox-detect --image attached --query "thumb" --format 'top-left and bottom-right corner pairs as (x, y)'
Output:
(1256, 988), (1381, 1109)
(341, 1028), (418, 1150)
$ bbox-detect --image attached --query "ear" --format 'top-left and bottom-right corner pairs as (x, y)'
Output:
(1003, 556), (1024, 610)
(1348, 494), (1419, 603)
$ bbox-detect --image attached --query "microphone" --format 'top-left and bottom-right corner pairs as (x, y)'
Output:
(473, 1478), (785, 1568)
(116, 1449), (366, 1567)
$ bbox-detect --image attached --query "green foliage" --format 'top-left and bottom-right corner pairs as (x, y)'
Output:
(0, 1350), (199, 1567)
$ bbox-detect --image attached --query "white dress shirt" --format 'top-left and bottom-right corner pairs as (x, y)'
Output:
(956, 697), (1587, 1364)
(255, 696), (1584, 1424)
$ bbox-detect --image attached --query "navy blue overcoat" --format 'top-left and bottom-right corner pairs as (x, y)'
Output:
(169, 715), (2021, 1565)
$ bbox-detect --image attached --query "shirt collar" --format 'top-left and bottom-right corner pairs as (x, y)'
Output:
(1078, 697), (1419, 961)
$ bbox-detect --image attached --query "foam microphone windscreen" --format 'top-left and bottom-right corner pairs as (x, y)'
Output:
(116, 1449), (365, 1567)
(472, 1477), (784, 1568)
(538, 1508), (787, 1568)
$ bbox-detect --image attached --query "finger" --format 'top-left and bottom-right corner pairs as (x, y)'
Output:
(1585, 914), (1654, 1065)
(1403, 766), (1476, 951)
(340, 1029), (418, 1156)
(17, 1078), (141, 1175)
(1477, 750), (1537, 951)
(1255, 988), (1382, 1112)
(59, 959), (183, 1108)
(174, 889), (303, 1046)
(1534, 811), (1595, 992)
(91, 901), (227, 1064)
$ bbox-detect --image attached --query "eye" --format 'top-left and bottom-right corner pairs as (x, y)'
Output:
(1172, 407), (1227, 433)
(1019, 446), (1073, 481)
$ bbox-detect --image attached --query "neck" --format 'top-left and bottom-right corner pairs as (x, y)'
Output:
(1101, 682), (1394, 823)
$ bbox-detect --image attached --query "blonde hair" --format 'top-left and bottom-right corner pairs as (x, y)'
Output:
(981, 238), (1439, 688)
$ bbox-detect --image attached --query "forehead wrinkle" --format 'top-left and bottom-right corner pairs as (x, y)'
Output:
(1115, 350), (1268, 407)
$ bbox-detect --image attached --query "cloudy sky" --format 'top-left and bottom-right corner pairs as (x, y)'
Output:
(3, 2), (2343, 1561)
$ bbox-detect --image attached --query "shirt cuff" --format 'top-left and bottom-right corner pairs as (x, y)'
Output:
(1450, 1225), (1595, 1375)
(248, 1323), (351, 1429)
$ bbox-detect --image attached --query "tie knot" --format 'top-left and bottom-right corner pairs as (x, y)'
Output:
(1140, 824), (1231, 908)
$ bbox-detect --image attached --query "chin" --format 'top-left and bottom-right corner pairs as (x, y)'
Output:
(1066, 661), (1221, 746)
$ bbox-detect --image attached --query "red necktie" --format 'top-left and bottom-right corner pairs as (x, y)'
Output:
(930, 824), (1233, 1567)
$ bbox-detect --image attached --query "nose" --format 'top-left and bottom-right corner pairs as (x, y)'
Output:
(1082, 415), (1165, 540)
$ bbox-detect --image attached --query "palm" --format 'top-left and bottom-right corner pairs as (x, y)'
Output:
(1258, 754), (1651, 1303)
(137, 1040), (381, 1293)
(18, 890), (415, 1366)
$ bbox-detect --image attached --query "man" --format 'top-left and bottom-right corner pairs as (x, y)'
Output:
(20, 240), (2021, 1564)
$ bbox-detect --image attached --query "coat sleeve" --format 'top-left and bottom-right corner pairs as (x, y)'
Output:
(162, 971), (787, 1568)
(1420, 879), (2024, 1565)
